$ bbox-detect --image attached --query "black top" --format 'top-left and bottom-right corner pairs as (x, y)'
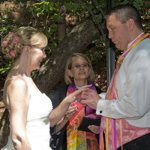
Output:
(49, 84), (102, 150)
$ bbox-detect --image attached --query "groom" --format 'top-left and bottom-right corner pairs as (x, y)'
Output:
(81, 4), (150, 150)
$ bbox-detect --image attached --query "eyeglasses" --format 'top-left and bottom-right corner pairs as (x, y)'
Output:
(72, 63), (89, 69)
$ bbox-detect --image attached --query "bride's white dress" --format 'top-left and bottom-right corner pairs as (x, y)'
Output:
(2, 77), (53, 150)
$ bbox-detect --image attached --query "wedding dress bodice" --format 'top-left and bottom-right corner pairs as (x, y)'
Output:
(2, 77), (52, 150)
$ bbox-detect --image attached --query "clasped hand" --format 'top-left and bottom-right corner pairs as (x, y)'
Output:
(80, 88), (101, 109)
(65, 85), (101, 110)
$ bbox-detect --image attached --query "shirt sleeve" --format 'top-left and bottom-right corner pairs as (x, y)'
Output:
(96, 48), (150, 119)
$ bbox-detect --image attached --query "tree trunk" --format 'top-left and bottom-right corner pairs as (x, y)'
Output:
(35, 19), (100, 94)
(57, 18), (66, 42)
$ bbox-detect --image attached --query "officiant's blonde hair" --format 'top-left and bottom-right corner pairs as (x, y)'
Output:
(64, 53), (95, 84)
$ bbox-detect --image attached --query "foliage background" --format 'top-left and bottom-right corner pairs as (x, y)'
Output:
(0, 0), (149, 101)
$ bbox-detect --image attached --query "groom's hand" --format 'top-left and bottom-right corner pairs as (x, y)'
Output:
(80, 88), (101, 109)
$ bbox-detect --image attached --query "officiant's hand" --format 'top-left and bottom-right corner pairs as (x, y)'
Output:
(88, 125), (100, 134)
(64, 105), (77, 120)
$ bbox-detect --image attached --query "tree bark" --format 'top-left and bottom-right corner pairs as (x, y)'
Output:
(35, 19), (100, 94)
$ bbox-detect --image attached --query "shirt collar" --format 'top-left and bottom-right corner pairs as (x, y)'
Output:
(128, 32), (144, 48)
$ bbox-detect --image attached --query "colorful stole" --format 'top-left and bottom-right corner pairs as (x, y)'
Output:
(67, 84), (99, 150)
(99, 33), (150, 150)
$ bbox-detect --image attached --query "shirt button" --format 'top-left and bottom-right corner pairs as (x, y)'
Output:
(100, 110), (102, 113)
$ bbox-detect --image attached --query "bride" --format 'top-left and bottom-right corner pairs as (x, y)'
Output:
(1, 27), (88, 150)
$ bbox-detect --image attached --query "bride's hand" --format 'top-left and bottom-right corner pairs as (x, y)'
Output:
(64, 85), (91, 104)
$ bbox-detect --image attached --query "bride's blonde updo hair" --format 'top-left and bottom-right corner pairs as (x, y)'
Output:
(1, 27), (48, 60)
